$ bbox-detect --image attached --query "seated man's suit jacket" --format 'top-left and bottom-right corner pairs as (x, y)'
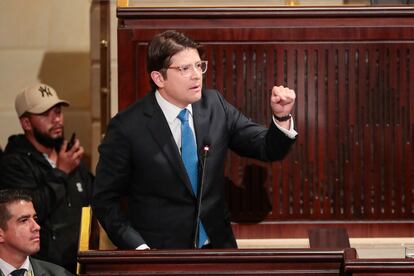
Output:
(92, 89), (296, 249)
(0, 257), (73, 276)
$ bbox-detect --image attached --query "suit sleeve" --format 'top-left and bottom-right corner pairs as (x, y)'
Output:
(30, 257), (75, 276)
(217, 91), (296, 161)
(92, 116), (146, 249)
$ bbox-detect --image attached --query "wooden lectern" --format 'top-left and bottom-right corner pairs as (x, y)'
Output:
(78, 248), (349, 275)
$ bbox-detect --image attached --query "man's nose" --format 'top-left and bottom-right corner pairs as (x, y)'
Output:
(32, 219), (41, 231)
(191, 67), (202, 78)
(52, 113), (63, 122)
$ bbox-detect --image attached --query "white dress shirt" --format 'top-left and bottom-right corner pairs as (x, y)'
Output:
(0, 257), (33, 276)
(155, 91), (196, 151)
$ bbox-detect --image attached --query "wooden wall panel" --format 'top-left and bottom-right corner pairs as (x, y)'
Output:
(117, 7), (414, 238)
(205, 43), (414, 222)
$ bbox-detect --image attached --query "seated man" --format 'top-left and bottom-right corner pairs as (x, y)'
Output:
(0, 189), (73, 276)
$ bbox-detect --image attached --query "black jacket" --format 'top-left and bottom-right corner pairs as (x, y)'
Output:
(0, 135), (93, 273)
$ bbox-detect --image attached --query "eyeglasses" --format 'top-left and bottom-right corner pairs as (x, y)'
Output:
(167, 61), (208, 77)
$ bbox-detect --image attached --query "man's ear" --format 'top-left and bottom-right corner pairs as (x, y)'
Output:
(20, 116), (32, 132)
(0, 228), (4, 243)
(150, 71), (165, 89)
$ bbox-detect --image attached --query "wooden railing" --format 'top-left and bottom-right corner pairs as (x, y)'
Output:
(78, 247), (414, 275)
(78, 248), (348, 275)
(344, 248), (414, 275)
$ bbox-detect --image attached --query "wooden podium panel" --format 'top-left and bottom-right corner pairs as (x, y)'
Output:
(78, 248), (347, 275)
(116, 6), (414, 238)
(77, 247), (414, 275)
(343, 248), (414, 276)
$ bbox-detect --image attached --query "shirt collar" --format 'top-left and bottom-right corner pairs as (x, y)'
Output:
(155, 90), (193, 123)
(0, 256), (31, 276)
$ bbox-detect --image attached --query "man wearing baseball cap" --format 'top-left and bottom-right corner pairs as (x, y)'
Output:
(0, 83), (93, 273)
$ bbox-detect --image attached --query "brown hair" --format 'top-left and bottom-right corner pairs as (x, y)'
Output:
(0, 189), (32, 229)
(147, 30), (204, 91)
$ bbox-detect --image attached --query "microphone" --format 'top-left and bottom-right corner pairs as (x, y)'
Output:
(193, 137), (211, 248)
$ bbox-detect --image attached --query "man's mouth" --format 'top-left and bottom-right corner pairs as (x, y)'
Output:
(31, 236), (40, 242)
(50, 126), (63, 134)
(190, 84), (201, 90)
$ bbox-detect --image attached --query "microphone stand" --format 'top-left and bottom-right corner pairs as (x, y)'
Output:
(193, 144), (209, 248)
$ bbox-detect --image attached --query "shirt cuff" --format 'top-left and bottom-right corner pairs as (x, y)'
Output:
(136, 244), (150, 250)
(272, 116), (298, 139)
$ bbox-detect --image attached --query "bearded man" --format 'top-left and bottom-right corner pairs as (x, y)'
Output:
(0, 83), (93, 274)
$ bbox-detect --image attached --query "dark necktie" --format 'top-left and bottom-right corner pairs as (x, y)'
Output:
(10, 269), (27, 276)
(177, 109), (208, 248)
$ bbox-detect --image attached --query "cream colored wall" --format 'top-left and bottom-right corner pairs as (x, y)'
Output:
(88, 0), (118, 173)
(0, 0), (92, 157)
(110, 1), (118, 117)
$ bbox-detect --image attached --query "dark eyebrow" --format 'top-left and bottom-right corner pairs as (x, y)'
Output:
(16, 213), (37, 221)
(17, 214), (31, 221)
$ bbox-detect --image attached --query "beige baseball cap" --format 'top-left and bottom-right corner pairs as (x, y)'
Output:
(15, 83), (70, 117)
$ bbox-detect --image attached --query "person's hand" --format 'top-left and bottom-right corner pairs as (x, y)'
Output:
(136, 244), (151, 250)
(270, 85), (296, 117)
(56, 138), (84, 174)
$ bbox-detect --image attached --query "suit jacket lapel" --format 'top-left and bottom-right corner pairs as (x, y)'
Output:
(192, 97), (211, 199)
(193, 96), (210, 157)
(144, 93), (195, 195)
(29, 257), (45, 276)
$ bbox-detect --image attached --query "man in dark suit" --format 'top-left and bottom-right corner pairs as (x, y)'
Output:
(0, 189), (73, 276)
(92, 30), (298, 250)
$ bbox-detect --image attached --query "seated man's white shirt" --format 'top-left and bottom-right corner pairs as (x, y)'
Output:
(0, 257), (32, 276)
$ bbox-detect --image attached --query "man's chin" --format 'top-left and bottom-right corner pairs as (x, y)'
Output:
(33, 127), (64, 149)
(191, 91), (202, 102)
(51, 134), (63, 140)
(27, 246), (40, 256)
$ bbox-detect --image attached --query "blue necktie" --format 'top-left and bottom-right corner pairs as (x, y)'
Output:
(11, 269), (27, 276)
(177, 109), (208, 248)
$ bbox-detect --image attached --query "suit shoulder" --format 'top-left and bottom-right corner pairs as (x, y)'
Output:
(111, 92), (154, 122)
(30, 257), (74, 276)
(114, 100), (145, 120)
(200, 89), (227, 106)
(203, 88), (221, 99)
